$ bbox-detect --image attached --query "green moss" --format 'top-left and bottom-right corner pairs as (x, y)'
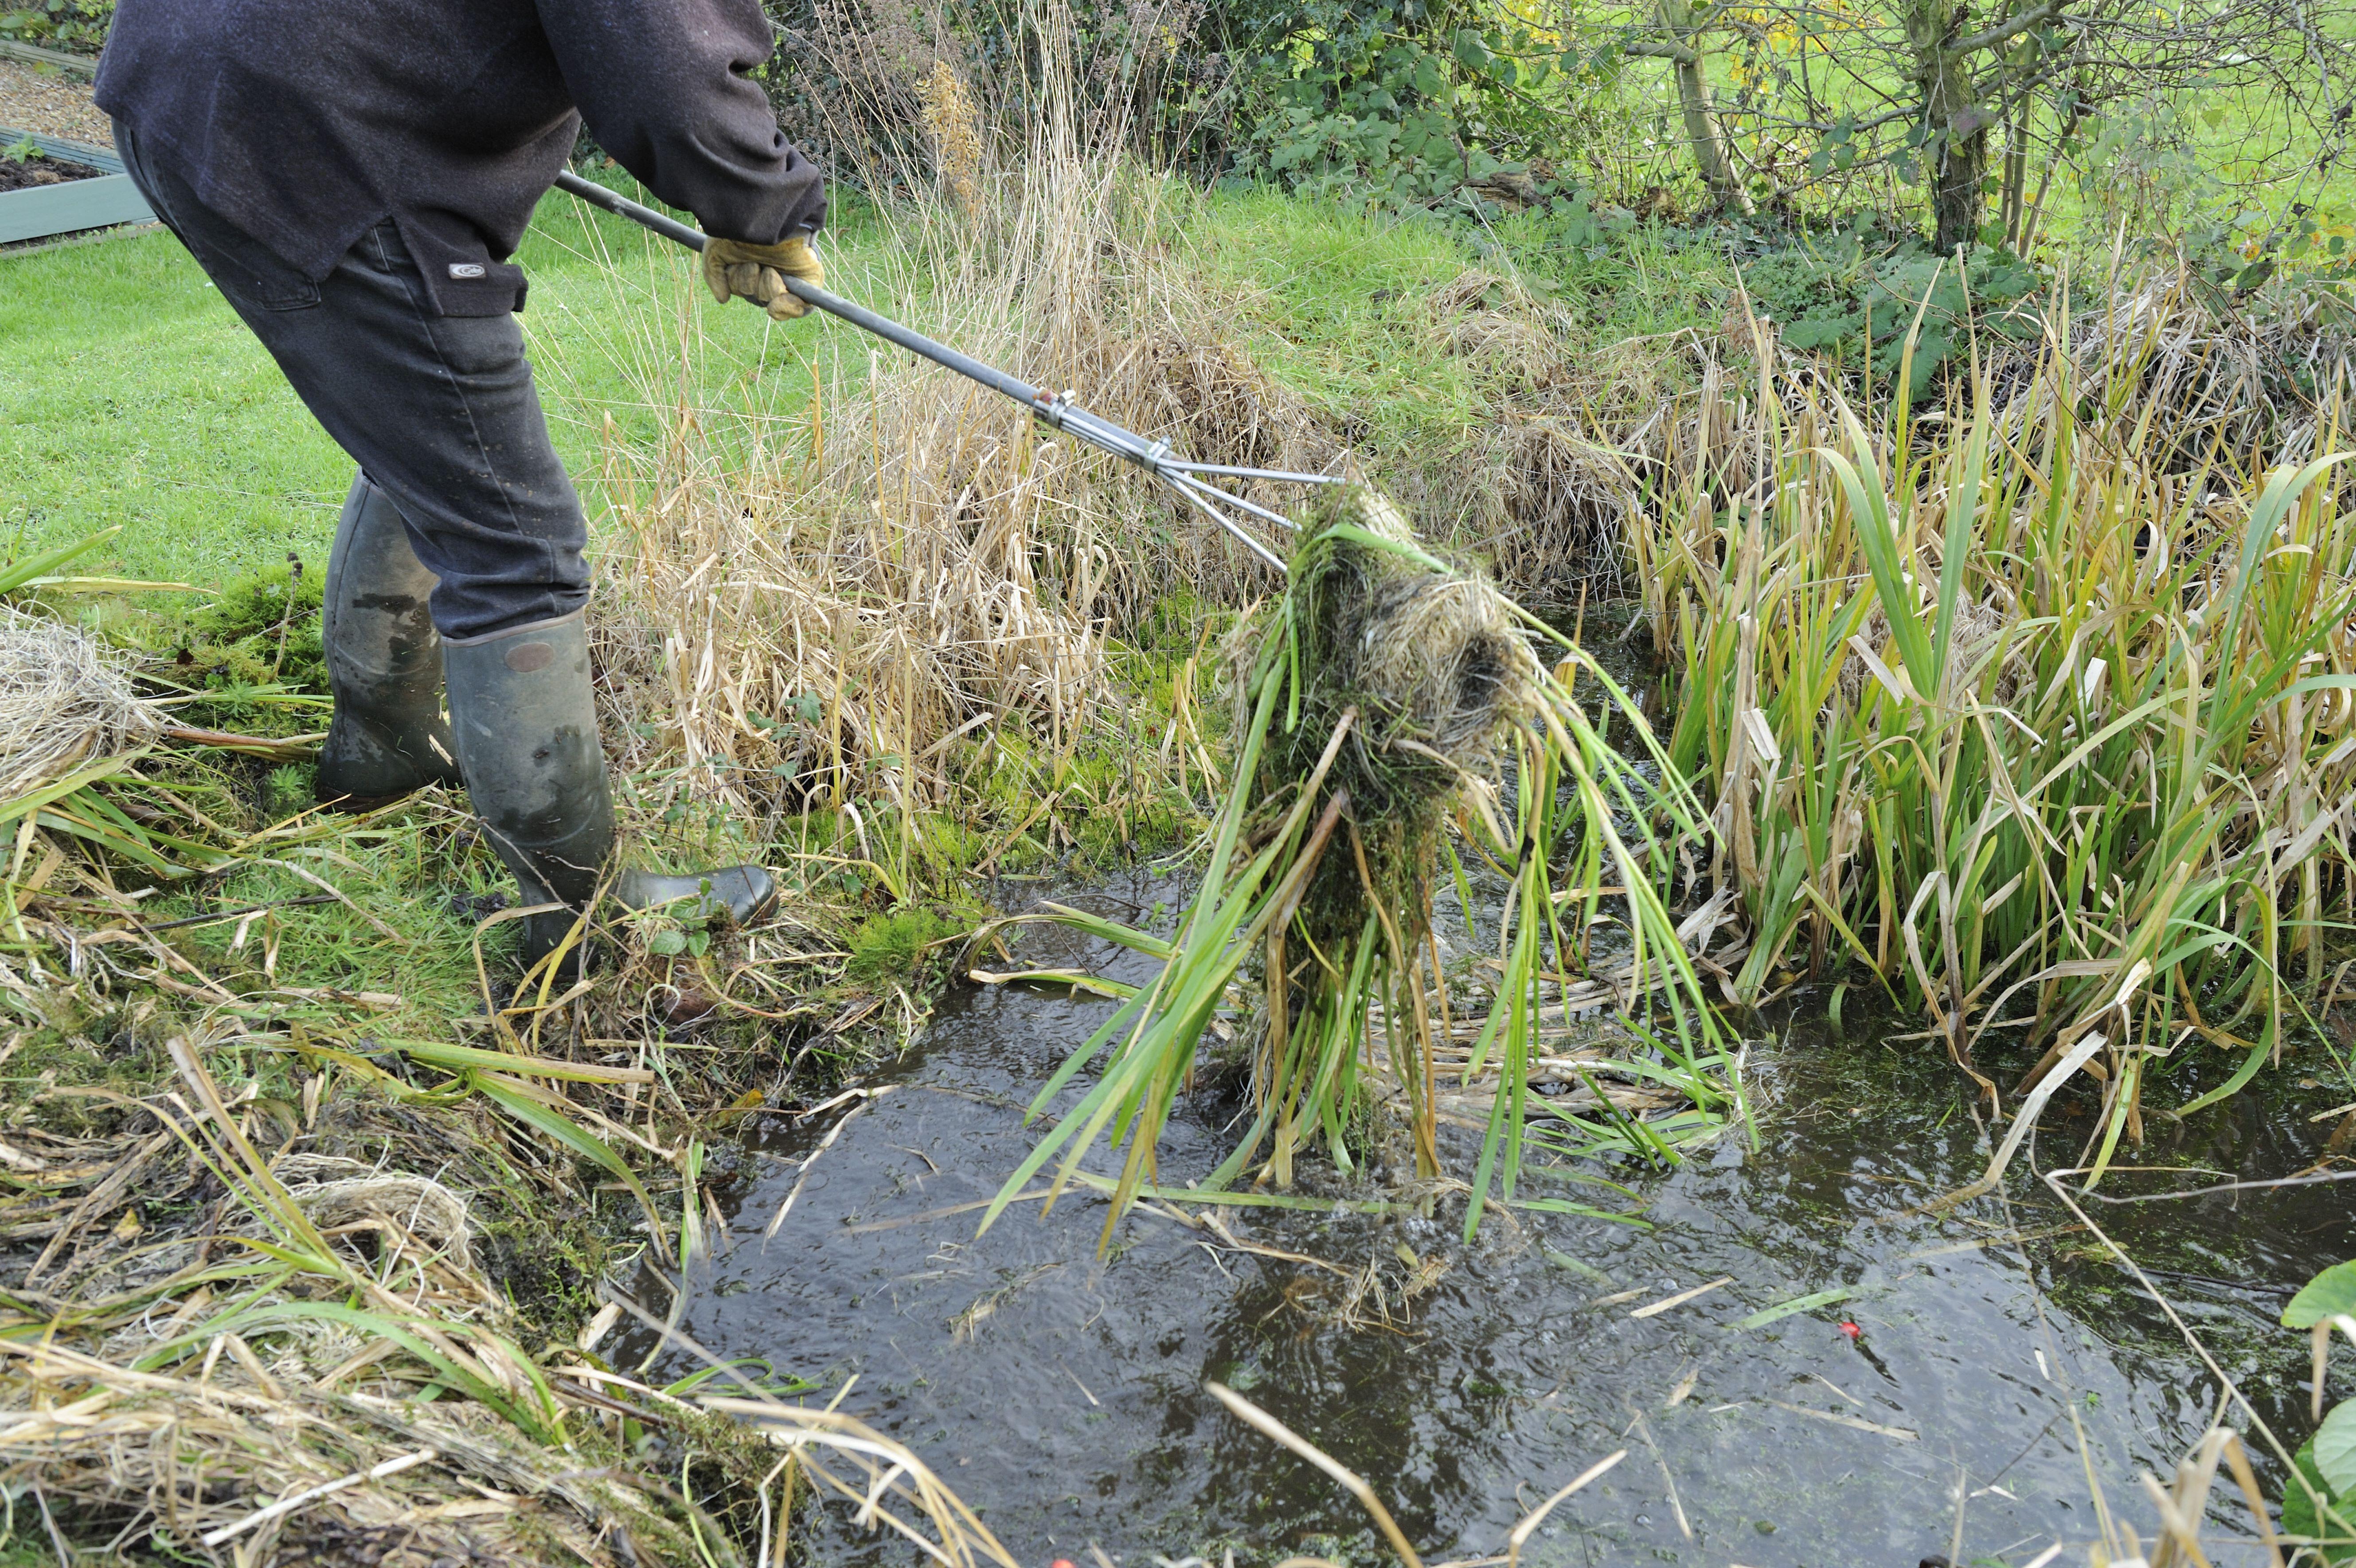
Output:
(476, 1205), (609, 1347)
(173, 554), (326, 691)
(844, 904), (968, 988)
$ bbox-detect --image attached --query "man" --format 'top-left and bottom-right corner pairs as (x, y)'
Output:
(97, 0), (828, 968)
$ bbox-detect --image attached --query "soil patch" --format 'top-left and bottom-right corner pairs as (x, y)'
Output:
(0, 152), (104, 193)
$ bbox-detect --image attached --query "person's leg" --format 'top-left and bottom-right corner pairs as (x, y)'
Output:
(116, 128), (462, 807)
(117, 124), (581, 641)
(119, 126), (774, 962)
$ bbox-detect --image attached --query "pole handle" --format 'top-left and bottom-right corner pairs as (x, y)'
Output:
(551, 169), (1051, 412)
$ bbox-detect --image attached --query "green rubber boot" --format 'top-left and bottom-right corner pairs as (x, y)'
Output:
(314, 475), (464, 808)
(442, 611), (776, 970)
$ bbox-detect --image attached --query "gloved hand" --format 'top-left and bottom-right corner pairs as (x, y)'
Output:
(701, 235), (824, 320)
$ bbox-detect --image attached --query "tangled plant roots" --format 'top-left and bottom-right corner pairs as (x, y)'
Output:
(1247, 487), (1541, 1183)
(986, 487), (1730, 1242)
(1266, 486), (1537, 946)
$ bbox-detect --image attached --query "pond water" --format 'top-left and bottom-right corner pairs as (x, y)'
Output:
(620, 875), (2353, 1568)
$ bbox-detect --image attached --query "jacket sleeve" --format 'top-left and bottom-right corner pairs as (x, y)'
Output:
(536, 0), (826, 243)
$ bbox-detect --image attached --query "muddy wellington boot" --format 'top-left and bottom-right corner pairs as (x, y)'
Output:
(314, 475), (465, 808)
(442, 611), (776, 969)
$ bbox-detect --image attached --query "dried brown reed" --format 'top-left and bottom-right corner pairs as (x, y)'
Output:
(2028, 269), (2356, 466)
(785, 0), (1210, 199)
(1430, 270), (1574, 397)
(0, 1030), (1014, 1566)
(1455, 415), (1636, 595)
(0, 608), (162, 804)
(568, 20), (1336, 840)
(916, 59), (986, 222)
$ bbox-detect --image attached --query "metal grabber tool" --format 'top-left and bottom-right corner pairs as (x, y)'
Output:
(554, 170), (1340, 573)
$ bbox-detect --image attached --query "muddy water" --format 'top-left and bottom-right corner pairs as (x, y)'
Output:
(624, 883), (2352, 1567)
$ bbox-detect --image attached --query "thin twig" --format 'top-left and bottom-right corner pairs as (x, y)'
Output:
(136, 894), (340, 932)
(1506, 1451), (1625, 1568)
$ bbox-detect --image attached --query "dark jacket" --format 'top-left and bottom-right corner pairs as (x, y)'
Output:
(95, 0), (826, 315)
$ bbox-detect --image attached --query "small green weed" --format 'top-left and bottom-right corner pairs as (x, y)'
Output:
(264, 762), (314, 818)
(175, 555), (328, 703)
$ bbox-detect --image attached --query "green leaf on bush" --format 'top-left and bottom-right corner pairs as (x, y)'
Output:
(2320, 1404), (2356, 1497)
(2283, 1437), (2356, 1560)
(1781, 313), (1859, 351)
(647, 928), (687, 956)
(2286, 1261), (2356, 1327)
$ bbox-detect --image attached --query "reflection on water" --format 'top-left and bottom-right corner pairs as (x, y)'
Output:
(622, 876), (2351, 1566)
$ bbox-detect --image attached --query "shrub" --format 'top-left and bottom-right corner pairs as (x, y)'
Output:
(0, 0), (111, 50)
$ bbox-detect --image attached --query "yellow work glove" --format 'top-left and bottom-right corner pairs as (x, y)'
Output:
(701, 235), (824, 320)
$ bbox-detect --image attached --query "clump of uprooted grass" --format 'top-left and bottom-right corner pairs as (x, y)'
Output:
(1635, 303), (2356, 1179)
(0, 606), (162, 804)
(977, 485), (1736, 1243)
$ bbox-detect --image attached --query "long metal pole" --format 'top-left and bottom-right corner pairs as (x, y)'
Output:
(550, 168), (1306, 571)
(553, 169), (1052, 411)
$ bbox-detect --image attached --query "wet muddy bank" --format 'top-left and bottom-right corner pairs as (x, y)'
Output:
(615, 873), (2353, 1567)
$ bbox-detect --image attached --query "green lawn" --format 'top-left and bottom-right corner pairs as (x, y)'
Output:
(0, 186), (844, 595)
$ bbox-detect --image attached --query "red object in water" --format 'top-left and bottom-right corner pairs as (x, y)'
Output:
(1838, 1320), (1862, 1339)
(1052, 1560), (1078, 1567)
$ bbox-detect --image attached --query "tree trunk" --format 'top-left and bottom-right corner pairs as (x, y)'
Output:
(1930, 109), (1988, 251)
(2000, 101), (2028, 246)
(1654, 0), (1754, 213)
(1905, 0), (1990, 251)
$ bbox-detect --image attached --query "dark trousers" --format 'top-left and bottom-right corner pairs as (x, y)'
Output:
(116, 123), (589, 643)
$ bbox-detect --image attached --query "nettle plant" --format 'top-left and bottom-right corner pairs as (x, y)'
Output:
(1223, 0), (1594, 206)
(0, 0), (111, 47)
(1741, 239), (2045, 395)
(2281, 1260), (2356, 1556)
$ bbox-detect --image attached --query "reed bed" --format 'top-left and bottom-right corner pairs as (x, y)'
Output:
(1633, 300), (2356, 1177)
